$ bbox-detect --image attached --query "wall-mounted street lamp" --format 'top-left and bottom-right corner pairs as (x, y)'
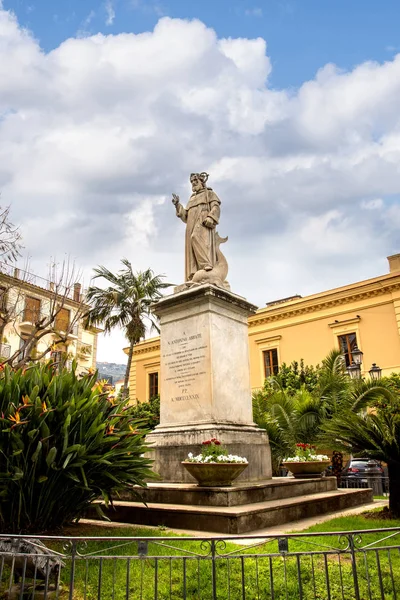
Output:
(368, 363), (382, 381)
(351, 346), (364, 366)
(347, 361), (361, 379)
(346, 348), (382, 380)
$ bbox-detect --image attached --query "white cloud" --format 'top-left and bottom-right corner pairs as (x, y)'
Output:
(1, 7), (400, 359)
(130, 0), (164, 17)
(105, 0), (115, 26)
(386, 45), (400, 53)
(361, 198), (384, 210)
(245, 8), (263, 17)
(77, 10), (95, 38)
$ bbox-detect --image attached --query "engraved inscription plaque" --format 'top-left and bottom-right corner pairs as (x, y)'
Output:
(163, 332), (208, 404)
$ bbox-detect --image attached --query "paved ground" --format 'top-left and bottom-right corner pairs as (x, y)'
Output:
(80, 499), (388, 539)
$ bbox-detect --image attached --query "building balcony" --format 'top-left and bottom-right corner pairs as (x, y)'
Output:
(77, 342), (92, 361)
(52, 323), (79, 340)
(19, 315), (41, 333)
(19, 321), (36, 332)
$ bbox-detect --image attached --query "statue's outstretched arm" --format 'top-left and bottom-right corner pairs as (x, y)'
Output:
(172, 193), (188, 223)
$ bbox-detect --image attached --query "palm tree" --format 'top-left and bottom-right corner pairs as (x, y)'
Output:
(253, 384), (327, 474)
(85, 260), (170, 396)
(253, 349), (393, 475)
(320, 401), (400, 517)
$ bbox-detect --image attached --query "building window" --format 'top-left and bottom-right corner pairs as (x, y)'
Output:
(50, 349), (70, 371)
(149, 372), (159, 399)
(0, 286), (7, 312)
(51, 350), (63, 365)
(18, 334), (31, 361)
(263, 349), (279, 378)
(55, 307), (70, 332)
(23, 296), (41, 323)
(338, 332), (358, 367)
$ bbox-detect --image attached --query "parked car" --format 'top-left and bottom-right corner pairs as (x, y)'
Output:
(340, 458), (383, 487)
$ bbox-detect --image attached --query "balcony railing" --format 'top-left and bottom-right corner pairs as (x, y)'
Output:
(78, 342), (92, 360)
(0, 343), (11, 358)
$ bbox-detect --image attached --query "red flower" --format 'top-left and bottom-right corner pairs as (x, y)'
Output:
(202, 440), (211, 445)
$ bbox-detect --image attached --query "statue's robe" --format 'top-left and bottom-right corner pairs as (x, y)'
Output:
(176, 188), (221, 281)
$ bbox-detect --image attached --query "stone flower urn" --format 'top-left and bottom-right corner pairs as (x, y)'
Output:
(181, 462), (248, 486)
(282, 460), (330, 479)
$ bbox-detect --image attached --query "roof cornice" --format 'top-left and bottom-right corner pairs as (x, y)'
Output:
(0, 272), (89, 310)
(249, 273), (400, 328)
(133, 342), (161, 356)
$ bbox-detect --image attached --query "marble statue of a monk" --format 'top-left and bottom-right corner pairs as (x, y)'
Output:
(172, 172), (229, 289)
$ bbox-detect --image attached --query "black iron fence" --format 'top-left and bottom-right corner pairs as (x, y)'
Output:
(1, 528), (400, 599)
(338, 476), (390, 497)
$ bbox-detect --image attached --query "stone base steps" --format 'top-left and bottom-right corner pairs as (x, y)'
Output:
(94, 487), (373, 534)
(120, 477), (338, 507)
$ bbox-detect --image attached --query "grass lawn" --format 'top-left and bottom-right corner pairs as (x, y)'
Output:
(294, 509), (400, 535)
(3, 510), (400, 600)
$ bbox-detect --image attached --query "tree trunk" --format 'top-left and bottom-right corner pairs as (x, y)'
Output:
(388, 461), (400, 517)
(123, 342), (134, 399)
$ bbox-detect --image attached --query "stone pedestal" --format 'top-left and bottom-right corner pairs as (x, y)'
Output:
(146, 284), (272, 482)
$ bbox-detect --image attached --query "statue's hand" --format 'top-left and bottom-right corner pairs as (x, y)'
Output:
(203, 217), (215, 229)
(172, 193), (180, 206)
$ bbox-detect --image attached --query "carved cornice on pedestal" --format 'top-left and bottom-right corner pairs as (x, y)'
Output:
(153, 284), (258, 316)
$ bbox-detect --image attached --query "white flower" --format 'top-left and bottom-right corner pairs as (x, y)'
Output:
(186, 452), (248, 464)
(284, 454), (329, 462)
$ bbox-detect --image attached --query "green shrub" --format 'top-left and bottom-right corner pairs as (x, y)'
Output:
(0, 362), (154, 533)
(129, 394), (160, 430)
(264, 359), (320, 396)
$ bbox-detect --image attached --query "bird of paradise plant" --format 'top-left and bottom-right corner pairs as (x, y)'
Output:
(0, 361), (154, 533)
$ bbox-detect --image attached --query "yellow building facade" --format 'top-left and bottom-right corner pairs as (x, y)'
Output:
(0, 264), (100, 371)
(128, 254), (400, 402)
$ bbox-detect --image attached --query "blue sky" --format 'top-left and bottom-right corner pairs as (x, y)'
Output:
(4, 0), (400, 88)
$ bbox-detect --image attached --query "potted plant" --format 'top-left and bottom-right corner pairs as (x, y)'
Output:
(282, 443), (330, 479)
(182, 439), (248, 486)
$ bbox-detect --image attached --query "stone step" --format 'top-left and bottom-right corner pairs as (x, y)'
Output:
(120, 477), (338, 507)
(94, 488), (373, 534)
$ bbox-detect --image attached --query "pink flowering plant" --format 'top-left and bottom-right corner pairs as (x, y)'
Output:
(186, 439), (248, 464)
(285, 443), (329, 463)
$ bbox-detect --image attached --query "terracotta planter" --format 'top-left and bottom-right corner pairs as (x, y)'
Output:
(181, 461), (248, 486)
(282, 461), (330, 479)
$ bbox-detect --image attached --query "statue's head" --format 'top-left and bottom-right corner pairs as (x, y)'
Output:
(190, 172), (209, 193)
